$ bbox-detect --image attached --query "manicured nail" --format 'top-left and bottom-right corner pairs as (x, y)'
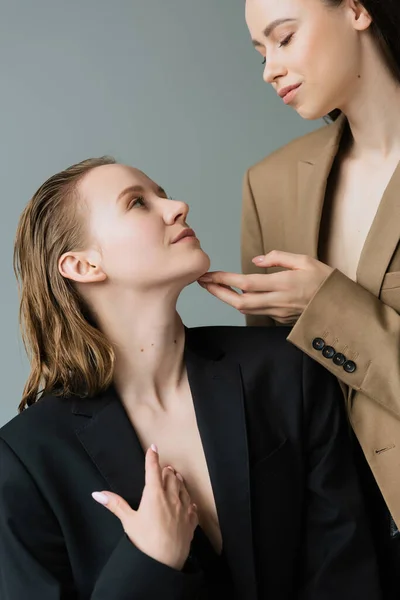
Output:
(176, 472), (183, 482)
(199, 275), (212, 282)
(92, 492), (109, 505)
(252, 256), (264, 263)
(151, 444), (158, 453)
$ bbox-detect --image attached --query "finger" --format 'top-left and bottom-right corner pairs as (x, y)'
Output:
(200, 283), (288, 313)
(199, 282), (242, 309)
(240, 306), (298, 317)
(236, 290), (302, 313)
(189, 503), (199, 528)
(162, 465), (175, 488)
(176, 473), (192, 508)
(198, 280), (232, 293)
(145, 445), (163, 489)
(92, 490), (133, 523)
(199, 270), (292, 294)
(240, 308), (298, 325)
(198, 271), (263, 292)
(252, 250), (309, 270)
(164, 468), (181, 497)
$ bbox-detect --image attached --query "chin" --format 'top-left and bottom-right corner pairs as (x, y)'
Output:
(181, 250), (210, 286)
(296, 106), (326, 120)
(191, 249), (211, 277)
(296, 97), (339, 121)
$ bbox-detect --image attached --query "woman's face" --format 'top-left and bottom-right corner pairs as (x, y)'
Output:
(245, 0), (369, 119)
(77, 163), (210, 291)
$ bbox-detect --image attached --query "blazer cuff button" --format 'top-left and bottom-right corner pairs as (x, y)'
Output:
(343, 360), (357, 373)
(322, 345), (335, 359)
(312, 337), (325, 351)
(333, 352), (346, 366)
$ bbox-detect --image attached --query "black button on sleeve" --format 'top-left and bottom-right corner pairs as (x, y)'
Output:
(333, 353), (346, 366)
(322, 346), (335, 359)
(343, 360), (357, 373)
(312, 338), (325, 351)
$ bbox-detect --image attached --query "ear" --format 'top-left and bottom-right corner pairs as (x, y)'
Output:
(58, 250), (107, 283)
(348, 0), (373, 31)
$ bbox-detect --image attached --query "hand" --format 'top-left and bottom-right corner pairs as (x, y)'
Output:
(198, 251), (334, 325)
(92, 445), (198, 570)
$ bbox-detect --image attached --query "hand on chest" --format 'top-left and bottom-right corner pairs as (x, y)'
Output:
(126, 402), (222, 553)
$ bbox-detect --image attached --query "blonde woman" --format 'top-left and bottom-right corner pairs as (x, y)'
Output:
(0, 157), (381, 598)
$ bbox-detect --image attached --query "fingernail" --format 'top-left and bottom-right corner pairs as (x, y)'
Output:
(252, 256), (264, 263)
(199, 276), (212, 282)
(167, 466), (175, 472)
(176, 472), (183, 482)
(192, 503), (198, 510)
(92, 492), (109, 505)
(151, 444), (158, 453)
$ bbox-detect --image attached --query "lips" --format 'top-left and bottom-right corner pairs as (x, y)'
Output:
(172, 228), (196, 243)
(278, 83), (301, 99)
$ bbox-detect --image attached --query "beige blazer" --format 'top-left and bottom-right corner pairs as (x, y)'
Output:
(241, 114), (400, 528)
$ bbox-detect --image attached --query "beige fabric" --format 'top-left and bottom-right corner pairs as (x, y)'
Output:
(241, 115), (400, 527)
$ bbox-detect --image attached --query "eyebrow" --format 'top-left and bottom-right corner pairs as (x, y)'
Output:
(252, 18), (296, 46)
(117, 184), (167, 202)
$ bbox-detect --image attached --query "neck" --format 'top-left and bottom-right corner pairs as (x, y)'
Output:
(92, 288), (186, 411)
(339, 43), (400, 160)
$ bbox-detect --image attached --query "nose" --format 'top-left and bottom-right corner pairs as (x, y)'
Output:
(263, 57), (286, 85)
(163, 198), (189, 225)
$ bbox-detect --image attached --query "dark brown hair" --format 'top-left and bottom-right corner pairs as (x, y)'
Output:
(14, 156), (117, 412)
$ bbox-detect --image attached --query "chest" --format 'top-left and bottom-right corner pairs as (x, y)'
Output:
(319, 156), (399, 281)
(126, 393), (222, 553)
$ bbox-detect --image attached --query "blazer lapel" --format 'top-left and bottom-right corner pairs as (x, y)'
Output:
(295, 115), (346, 257)
(356, 160), (400, 295)
(185, 332), (258, 600)
(73, 388), (145, 508)
(73, 331), (258, 598)
(296, 115), (400, 292)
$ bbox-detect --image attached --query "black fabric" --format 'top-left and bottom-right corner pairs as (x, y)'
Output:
(189, 527), (235, 598)
(351, 432), (400, 600)
(0, 325), (383, 599)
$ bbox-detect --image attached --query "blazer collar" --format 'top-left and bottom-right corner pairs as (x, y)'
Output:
(296, 114), (345, 259)
(300, 114), (346, 165)
(72, 328), (258, 599)
(356, 162), (400, 294)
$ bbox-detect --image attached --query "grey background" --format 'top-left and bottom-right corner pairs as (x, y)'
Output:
(0, 0), (322, 426)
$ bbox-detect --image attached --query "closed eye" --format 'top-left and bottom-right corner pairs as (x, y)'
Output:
(279, 33), (293, 48)
(261, 34), (294, 65)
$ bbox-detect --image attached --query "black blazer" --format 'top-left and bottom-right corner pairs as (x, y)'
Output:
(0, 326), (382, 599)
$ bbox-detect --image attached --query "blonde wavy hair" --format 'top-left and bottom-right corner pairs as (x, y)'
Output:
(14, 156), (117, 412)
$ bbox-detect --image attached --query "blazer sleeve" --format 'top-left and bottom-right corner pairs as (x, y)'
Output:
(287, 268), (400, 418)
(241, 168), (276, 328)
(0, 437), (206, 600)
(300, 356), (382, 600)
